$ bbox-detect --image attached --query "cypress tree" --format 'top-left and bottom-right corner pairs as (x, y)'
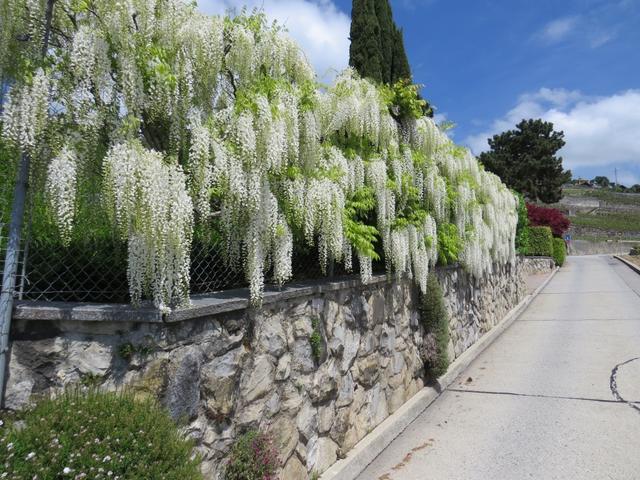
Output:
(350, 0), (413, 84)
(374, 0), (393, 84)
(349, 0), (383, 83)
(390, 25), (411, 82)
(350, 0), (435, 116)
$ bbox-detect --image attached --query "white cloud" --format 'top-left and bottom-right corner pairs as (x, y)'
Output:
(464, 88), (640, 181)
(535, 17), (579, 44)
(533, 14), (618, 49)
(197, 0), (350, 81)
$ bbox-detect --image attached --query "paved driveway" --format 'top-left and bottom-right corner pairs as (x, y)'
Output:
(358, 256), (640, 480)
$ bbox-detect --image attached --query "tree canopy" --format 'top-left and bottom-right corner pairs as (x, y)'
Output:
(592, 176), (610, 188)
(479, 119), (572, 204)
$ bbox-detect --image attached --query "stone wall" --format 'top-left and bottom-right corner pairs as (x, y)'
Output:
(519, 256), (555, 277)
(438, 261), (524, 359)
(569, 239), (636, 256)
(5, 261), (528, 479)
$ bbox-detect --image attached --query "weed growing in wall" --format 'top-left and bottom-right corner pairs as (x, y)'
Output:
(420, 274), (450, 379)
(224, 430), (280, 480)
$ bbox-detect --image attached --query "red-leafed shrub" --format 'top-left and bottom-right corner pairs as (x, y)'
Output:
(526, 203), (570, 237)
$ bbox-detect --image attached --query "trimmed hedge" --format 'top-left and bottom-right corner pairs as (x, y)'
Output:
(552, 237), (567, 266)
(514, 191), (530, 254)
(526, 226), (554, 257)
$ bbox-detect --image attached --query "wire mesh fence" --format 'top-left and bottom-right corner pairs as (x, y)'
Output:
(1, 173), (357, 304)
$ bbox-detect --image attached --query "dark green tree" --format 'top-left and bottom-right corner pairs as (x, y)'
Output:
(391, 25), (412, 82)
(349, 0), (383, 82)
(592, 176), (610, 188)
(374, 0), (393, 84)
(479, 119), (571, 203)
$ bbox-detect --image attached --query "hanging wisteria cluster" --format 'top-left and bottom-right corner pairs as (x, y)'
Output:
(0, 0), (518, 307)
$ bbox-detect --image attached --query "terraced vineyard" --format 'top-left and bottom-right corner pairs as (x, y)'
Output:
(555, 187), (640, 254)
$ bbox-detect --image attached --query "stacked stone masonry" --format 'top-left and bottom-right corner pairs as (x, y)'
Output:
(5, 257), (551, 478)
(519, 256), (556, 277)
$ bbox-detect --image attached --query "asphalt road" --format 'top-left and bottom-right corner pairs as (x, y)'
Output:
(358, 256), (640, 480)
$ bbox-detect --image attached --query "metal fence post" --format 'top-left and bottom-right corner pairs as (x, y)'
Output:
(0, 152), (30, 407)
(0, 0), (54, 407)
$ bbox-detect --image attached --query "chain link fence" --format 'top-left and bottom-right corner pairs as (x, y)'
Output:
(1, 156), (356, 304)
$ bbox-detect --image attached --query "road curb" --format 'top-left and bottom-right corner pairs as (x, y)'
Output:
(320, 266), (560, 480)
(614, 255), (640, 275)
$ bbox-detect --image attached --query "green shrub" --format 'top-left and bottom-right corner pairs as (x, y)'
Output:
(514, 191), (530, 254)
(437, 223), (462, 266)
(0, 389), (202, 480)
(526, 226), (554, 257)
(552, 237), (567, 266)
(224, 430), (280, 480)
(420, 274), (450, 379)
(631, 245), (640, 256)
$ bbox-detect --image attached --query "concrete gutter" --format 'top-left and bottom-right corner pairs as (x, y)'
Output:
(613, 255), (640, 275)
(320, 266), (560, 480)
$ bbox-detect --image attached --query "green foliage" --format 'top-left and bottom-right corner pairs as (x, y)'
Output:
(514, 191), (530, 254)
(437, 223), (462, 266)
(420, 274), (449, 378)
(310, 317), (323, 363)
(0, 389), (202, 480)
(118, 342), (154, 361)
(380, 79), (427, 120)
(526, 226), (554, 257)
(224, 430), (280, 480)
(552, 237), (566, 266)
(344, 187), (380, 261)
(630, 245), (640, 256)
(479, 119), (571, 204)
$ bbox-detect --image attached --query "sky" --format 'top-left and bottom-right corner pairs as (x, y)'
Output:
(199, 0), (640, 186)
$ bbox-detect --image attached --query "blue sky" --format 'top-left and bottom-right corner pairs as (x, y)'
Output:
(201, 0), (640, 186)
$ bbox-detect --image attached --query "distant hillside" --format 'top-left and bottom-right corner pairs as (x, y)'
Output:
(553, 187), (640, 254)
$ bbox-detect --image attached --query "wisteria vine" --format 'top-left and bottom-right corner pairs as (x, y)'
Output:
(0, 0), (518, 307)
